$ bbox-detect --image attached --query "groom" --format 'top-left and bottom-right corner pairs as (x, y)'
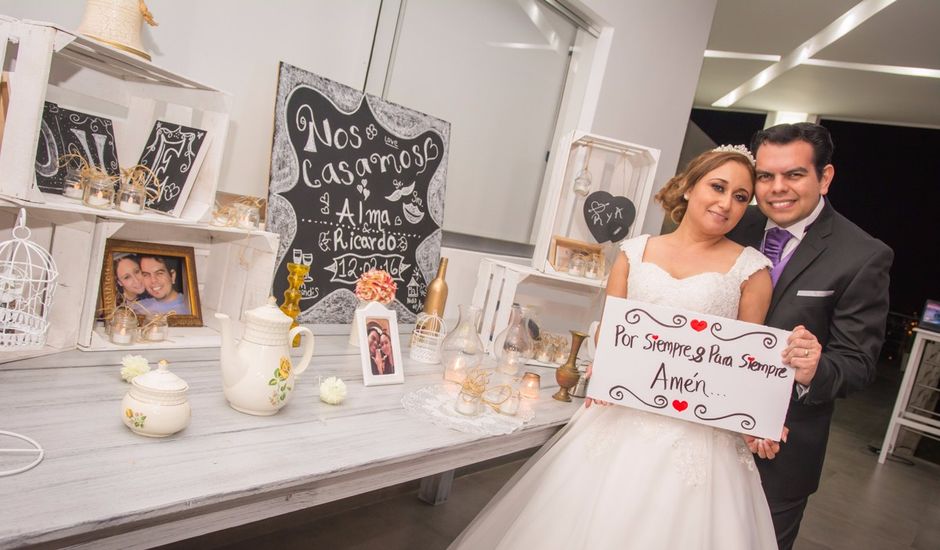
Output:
(728, 123), (893, 549)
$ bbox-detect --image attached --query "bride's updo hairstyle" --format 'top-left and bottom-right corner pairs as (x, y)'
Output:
(654, 148), (756, 224)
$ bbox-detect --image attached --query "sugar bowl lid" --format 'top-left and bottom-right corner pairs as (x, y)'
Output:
(131, 359), (188, 403)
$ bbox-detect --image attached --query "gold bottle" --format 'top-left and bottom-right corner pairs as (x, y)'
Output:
(423, 257), (449, 317)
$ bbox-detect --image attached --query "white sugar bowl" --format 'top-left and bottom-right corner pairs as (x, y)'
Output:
(121, 360), (191, 437)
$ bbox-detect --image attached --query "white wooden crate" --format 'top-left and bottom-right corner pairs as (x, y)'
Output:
(470, 258), (606, 355)
(0, 17), (230, 223)
(532, 130), (659, 273)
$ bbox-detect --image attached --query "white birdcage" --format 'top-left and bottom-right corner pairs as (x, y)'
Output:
(410, 313), (447, 364)
(0, 209), (60, 349)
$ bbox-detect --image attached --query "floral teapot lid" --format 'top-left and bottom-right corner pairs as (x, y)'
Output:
(243, 297), (293, 345)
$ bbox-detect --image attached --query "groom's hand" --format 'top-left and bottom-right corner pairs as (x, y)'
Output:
(782, 325), (821, 386)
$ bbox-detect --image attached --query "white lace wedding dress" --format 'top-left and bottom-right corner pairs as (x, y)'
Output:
(450, 235), (777, 550)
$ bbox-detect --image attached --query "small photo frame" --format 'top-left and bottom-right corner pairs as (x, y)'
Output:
(100, 239), (203, 327)
(356, 301), (404, 386)
(548, 235), (603, 272)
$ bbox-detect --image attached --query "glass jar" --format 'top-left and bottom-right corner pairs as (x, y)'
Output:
(117, 184), (146, 214)
(568, 252), (587, 277)
(235, 202), (260, 229)
(455, 389), (482, 416)
(82, 174), (115, 209)
(140, 315), (168, 342)
(109, 308), (138, 345)
(440, 304), (485, 384)
(62, 167), (85, 200)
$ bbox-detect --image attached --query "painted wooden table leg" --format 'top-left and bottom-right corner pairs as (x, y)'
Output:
(879, 331), (927, 464)
(417, 470), (455, 505)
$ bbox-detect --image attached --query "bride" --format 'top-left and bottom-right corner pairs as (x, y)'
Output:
(450, 146), (783, 549)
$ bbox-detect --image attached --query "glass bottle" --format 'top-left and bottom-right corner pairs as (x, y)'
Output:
(422, 257), (448, 317)
(440, 304), (484, 384)
(493, 304), (534, 374)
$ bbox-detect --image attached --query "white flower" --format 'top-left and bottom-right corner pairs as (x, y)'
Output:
(319, 376), (347, 405)
(120, 354), (150, 382)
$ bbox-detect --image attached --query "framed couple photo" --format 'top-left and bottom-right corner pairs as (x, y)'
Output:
(100, 239), (203, 327)
(356, 301), (404, 386)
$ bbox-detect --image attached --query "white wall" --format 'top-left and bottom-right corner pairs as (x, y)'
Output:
(2, 1), (717, 324)
(0, 0), (380, 197)
(580, 0), (717, 235)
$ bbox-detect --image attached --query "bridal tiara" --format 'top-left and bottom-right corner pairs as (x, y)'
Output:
(712, 144), (755, 165)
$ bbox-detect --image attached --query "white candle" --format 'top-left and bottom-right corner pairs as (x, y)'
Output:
(87, 193), (110, 207)
(111, 328), (133, 345)
(119, 199), (143, 214)
(142, 324), (167, 342)
(63, 186), (84, 199)
(455, 392), (481, 416)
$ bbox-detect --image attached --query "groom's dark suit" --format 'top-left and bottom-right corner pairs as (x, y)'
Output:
(728, 201), (892, 536)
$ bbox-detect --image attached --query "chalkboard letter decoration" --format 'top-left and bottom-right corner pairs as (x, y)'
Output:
(137, 120), (211, 216)
(267, 63), (450, 323)
(35, 101), (120, 194)
(583, 191), (636, 243)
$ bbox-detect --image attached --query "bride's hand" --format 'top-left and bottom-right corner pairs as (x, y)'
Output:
(583, 362), (612, 408)
(742, 426), (789, 459)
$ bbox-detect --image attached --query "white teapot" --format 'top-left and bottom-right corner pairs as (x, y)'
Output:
(215, 298), (315, 416)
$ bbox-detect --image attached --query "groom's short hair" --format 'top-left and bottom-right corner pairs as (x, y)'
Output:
(751, 122), (834, 179)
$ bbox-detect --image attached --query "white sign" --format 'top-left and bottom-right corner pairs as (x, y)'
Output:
(587, 297), (793, 439)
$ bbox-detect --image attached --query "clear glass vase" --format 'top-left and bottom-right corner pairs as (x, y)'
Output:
(440, 304), (484, 384)
(493, 303), (534, 376)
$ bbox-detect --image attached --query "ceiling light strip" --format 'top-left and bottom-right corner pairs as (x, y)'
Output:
(711, 0), (897, 107)
(802, 58), (940, 79)
(704, 50), (781, 62)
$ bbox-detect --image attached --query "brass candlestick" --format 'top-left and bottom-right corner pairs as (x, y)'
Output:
(553, 330), (587, 402)
(280, 262), (309, 347)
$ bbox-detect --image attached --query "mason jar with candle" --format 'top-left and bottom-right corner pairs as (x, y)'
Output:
(62, 167), (85, 200)
(140, 315), (168, 342)
(235, 202), (260, 229)
(82, 174), (115, 209)
(117, 182), (146, 214)
(109, 308), (138, 345)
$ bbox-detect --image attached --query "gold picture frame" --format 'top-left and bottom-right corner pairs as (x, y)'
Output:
(101, 239), (203, 327)
(548, 235), (604, 272)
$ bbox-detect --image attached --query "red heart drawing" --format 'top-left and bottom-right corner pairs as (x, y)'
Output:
(690, 320), (707, 332)
(746, 355), (755, 362)
(672, 400), (688, 412)
(651, 335), (659, 340)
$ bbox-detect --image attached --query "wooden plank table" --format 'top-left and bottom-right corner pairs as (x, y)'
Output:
(0, 335), (580, 549)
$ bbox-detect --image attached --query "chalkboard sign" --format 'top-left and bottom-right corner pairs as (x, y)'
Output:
(583, 191), (636, 243)
(267, 63), (450, 323)
(137, 120), (210, 216)
(35, 102), (120, 193)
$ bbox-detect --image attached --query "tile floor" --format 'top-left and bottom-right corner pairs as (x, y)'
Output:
(167, 362), (940, 550)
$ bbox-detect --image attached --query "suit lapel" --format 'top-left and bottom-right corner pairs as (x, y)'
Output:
(768, 203), (834, 317)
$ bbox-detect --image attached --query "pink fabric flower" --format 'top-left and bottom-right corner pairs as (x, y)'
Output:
(355, 270), (398, 304)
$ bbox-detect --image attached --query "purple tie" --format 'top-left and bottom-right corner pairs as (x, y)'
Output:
(763, 227), (793, 285)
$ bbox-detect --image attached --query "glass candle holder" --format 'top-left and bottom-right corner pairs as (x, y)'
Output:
(117, 184), (146, 214)
(496, 391), (520, 416)
(520, 372), (541, 399)
(83, 175), (115, 209)
(455, 389), (482, 416)
(109, 309), (138, 345)
(140, 316), (168, 342)
(62, 168), (85, 200)
(235, 202), (260, 229)
(568, 252), (587, 277)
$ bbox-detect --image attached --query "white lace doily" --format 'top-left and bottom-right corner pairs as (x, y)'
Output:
(402, 384), (535, 436)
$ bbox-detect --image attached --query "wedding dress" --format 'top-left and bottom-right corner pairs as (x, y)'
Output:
(450, 235), (777, 550)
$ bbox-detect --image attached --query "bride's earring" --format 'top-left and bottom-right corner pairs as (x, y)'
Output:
(683, 193), (689, 201)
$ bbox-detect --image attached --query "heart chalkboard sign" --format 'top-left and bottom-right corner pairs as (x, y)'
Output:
(583, 191), (636, 243)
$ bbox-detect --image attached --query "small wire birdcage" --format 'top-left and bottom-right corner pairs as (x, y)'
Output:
(0, 209), (59, 349)
(410, 312), (447, 364)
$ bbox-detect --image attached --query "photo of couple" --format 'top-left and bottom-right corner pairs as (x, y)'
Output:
(366, 318), (396, 376)
(102, 240), (203, 326)
(451, 123), (893, 550)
